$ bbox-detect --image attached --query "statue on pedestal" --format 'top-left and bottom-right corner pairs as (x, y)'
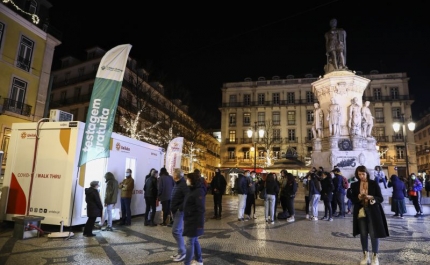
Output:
(327, 97), (341, 136)
(361, 101), (374, 137)
(324, 18), (347, 73)
(312, 103), (324, 139)
(349, 97), (362, 136)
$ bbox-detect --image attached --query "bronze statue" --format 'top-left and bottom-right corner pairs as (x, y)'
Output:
(325, 18), (347, 72)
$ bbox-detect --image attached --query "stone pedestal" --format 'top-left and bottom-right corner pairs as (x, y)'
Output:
(310, 70), (380, 176)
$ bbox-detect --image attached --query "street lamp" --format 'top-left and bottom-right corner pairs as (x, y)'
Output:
(247, 121), (265, 172)
(392, 114), (415, 177)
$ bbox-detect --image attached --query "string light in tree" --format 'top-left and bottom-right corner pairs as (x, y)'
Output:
(3, 0), (40, 24)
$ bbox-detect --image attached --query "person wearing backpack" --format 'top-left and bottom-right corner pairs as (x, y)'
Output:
(332, 168), (346, 218)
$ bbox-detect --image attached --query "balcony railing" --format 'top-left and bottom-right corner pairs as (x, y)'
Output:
(225, 138), (238, 144)
(375, 117), (385, 123)
(2, 98), (32, 116)
(51, 71), (97, 89)
(16, 56), (30, 72)
(305, 137), (312, 143)
(221, 99), (318, 107)
(285, 137), (298, 143)
(374, 136), (389, 142)
(392, 135), (404, 142)
(363, 95), (413, 102)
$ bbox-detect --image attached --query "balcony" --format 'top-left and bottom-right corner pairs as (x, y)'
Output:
(375, 117), (384, 123)
(363, 95), (413, 102)
(374, 136), (389, 142)
(52, 71), (97, 89)
(16, 56), (30, 72)
(285, 137), (298, 143)
(305, 137), (312, 143)
(2, 98), (32, 116)
(221, 99), (318, 108)
(225, 138), (238, 144)
(392, 135), (404, 142)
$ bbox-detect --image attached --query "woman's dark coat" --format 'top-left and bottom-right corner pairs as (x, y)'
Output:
(85, 187), (103, 218)
(183, 182), (205, 237)
(350, 179), (389, 238)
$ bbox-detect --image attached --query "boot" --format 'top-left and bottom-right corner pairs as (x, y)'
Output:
(150, 212), (157, 226)
(371, 253), (379, 265)
(360, 251), (370, 265)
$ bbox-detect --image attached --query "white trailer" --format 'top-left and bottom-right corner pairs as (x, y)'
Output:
(0, 121), (164, 226)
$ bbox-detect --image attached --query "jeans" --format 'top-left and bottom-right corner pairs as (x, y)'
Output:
(100, 204), (114, 227)
(286, 196), (295, 217)
(161, 199), (171, 224)
(305, 195), (310, 214)
(280, 196), (288, 214)
(265, 194), (276, 221)
(347, 199), (353, 212)
(172, 211), (185, 256)
(183, 236), (202, 265)
(335, 193), (345, 216)
(237, 194), (247, 219)
(120, 197), (132, 225)
(412, 191), (424, 214)
(358, 210), (379, 253)
(144, 196), (157, 223)
(323, 193), (333, 218)
(213, 193), (223, 217)
(309, 194), (321, 217)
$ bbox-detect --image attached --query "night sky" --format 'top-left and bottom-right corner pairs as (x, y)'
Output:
(49, 0), (429, 129)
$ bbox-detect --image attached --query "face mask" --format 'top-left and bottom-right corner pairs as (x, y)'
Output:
(186, 179), (192, 186)
(411, 176), (416, 180)
(126, 173), (130, 177)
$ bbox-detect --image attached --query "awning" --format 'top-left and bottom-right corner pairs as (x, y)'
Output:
(228, 147), (235, 151)
(242, 147), (250, 152)
(272, 147), (280, 151)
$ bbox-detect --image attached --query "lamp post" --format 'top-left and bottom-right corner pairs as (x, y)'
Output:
(247, 122), (265, 172)
(392, 114), (415, 177)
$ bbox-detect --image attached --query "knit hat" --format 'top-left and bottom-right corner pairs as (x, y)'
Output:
(332, 168), (341, 174)
(90, 180), (100, 187)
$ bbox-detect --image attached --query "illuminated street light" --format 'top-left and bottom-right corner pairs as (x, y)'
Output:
(392, 114), (415, 177)
(247, 122), (265, 172)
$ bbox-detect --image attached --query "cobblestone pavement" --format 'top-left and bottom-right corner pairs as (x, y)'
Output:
(0, 195), (429, 265)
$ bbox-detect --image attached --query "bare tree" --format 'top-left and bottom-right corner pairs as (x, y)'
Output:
(258, 119), (282, 168)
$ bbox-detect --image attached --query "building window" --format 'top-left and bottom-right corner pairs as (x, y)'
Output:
(306, 91), (314, 103)
(29, 0), (37, 14)
(273, 93), (280, 104)
(0, 22), (5, 50)
(392, 107), (401, 119)
(374, 108), (384, 123)
(74, 87), (81, 101)
(9, 77), (27, 111)
(273, 129), (281, 142)
(380, 146), (388, 159)
(424, 130), (427, 138)
(70, 109), (78, 120)
(396, 146), (405, 159)
(78, 67), (85, 77)
(257, 93), (265, 105)
(258, 112), (265, 126)
(272, 112), (280, 125)
(228, 150), (235, 159)
(229, 113), (236, 126)
(375, 127), (385, 137)
(287, 111), (295, 125)
(306, 110), (313, 124)
(307, 128), (313, 140)
(373, 88), (381, 100)
(243, 113), (250, 126)
(273, 147), (281, 159)
(243, 94), (251, 106)
(16, 35), (34, 72)
(229, 130), (236, 143)
(243, 147), (250, 159)
(288, 129), (296, 141)
(229, 94), (237, 103)
(390, 87), (399, 100)
(64, 72), (70, 83)
(287, 92), (295, 104)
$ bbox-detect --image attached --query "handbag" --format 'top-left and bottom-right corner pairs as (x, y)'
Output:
(358, 207), (366, 218)
(259, 187), (267, 200)
(408, 190), (417, 197)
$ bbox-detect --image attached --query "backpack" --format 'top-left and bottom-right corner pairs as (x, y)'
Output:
(342, 176), (349, 189)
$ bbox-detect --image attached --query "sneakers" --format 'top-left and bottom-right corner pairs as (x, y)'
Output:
(173, 253), (186, 262)
(313, 217), (318, 221)
(327, 218), (333, 222)
(270, 221), (275, 224)
(305, 214), (309, 219)
(371, 254), (379, 265)
(105, 226), (113, 231)
(399, 215), (404, 219)
(191, 261), (203, 265)
(287, 217), (295, 222)
(320, 216), (328, 220)
(360, 251), (370, 265)
(238, 218), (245, 222)
(253, 215), (257, 219)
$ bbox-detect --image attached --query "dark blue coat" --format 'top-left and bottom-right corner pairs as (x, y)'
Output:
(170, 177), (190, 213)
(388, 175), (406, 200)
(183, 183), (205, 237)
(85, 187), (103, 218)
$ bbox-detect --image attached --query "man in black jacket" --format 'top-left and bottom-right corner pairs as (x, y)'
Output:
(210, 168), (227, 220)
(237, 171), (250, 221)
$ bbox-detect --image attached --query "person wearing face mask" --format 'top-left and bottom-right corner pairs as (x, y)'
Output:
(236, 171), (250, 221)
(408, 173), (424, 217)
(118, 169), (135, 226)
(144, 169), (159, 226)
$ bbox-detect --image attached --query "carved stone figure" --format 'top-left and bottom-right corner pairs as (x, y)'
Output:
(327, 97), (341, 136)
(324, 18), (347, 72)
(312, 103), (324, 138)
(349, 97), (362, 136)
(361, 101), (374, 137)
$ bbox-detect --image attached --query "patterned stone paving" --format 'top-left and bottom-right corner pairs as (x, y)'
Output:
(0, 195), (429, 265)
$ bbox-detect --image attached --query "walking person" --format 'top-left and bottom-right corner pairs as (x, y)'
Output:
(99, 172), (118, 231)
(183, 172), (206, 265)
(350, 165), (389, 265)
(320, 171), (334, 221)
(236, 171), (249, 221)
(244, 171), (257, 220)
(158, 167), (175, 226)
(387, 174), (407, 218)
(209, 168), (227, 220)
(261, 173), (279, 224)
(408, 173), (424, 217)
(144, 169), (158, 226)
(169, 168), (190, 262)
(118, 169), (134, 226)
(83, 181), (103, 237)
(308, 173), (322, 221)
